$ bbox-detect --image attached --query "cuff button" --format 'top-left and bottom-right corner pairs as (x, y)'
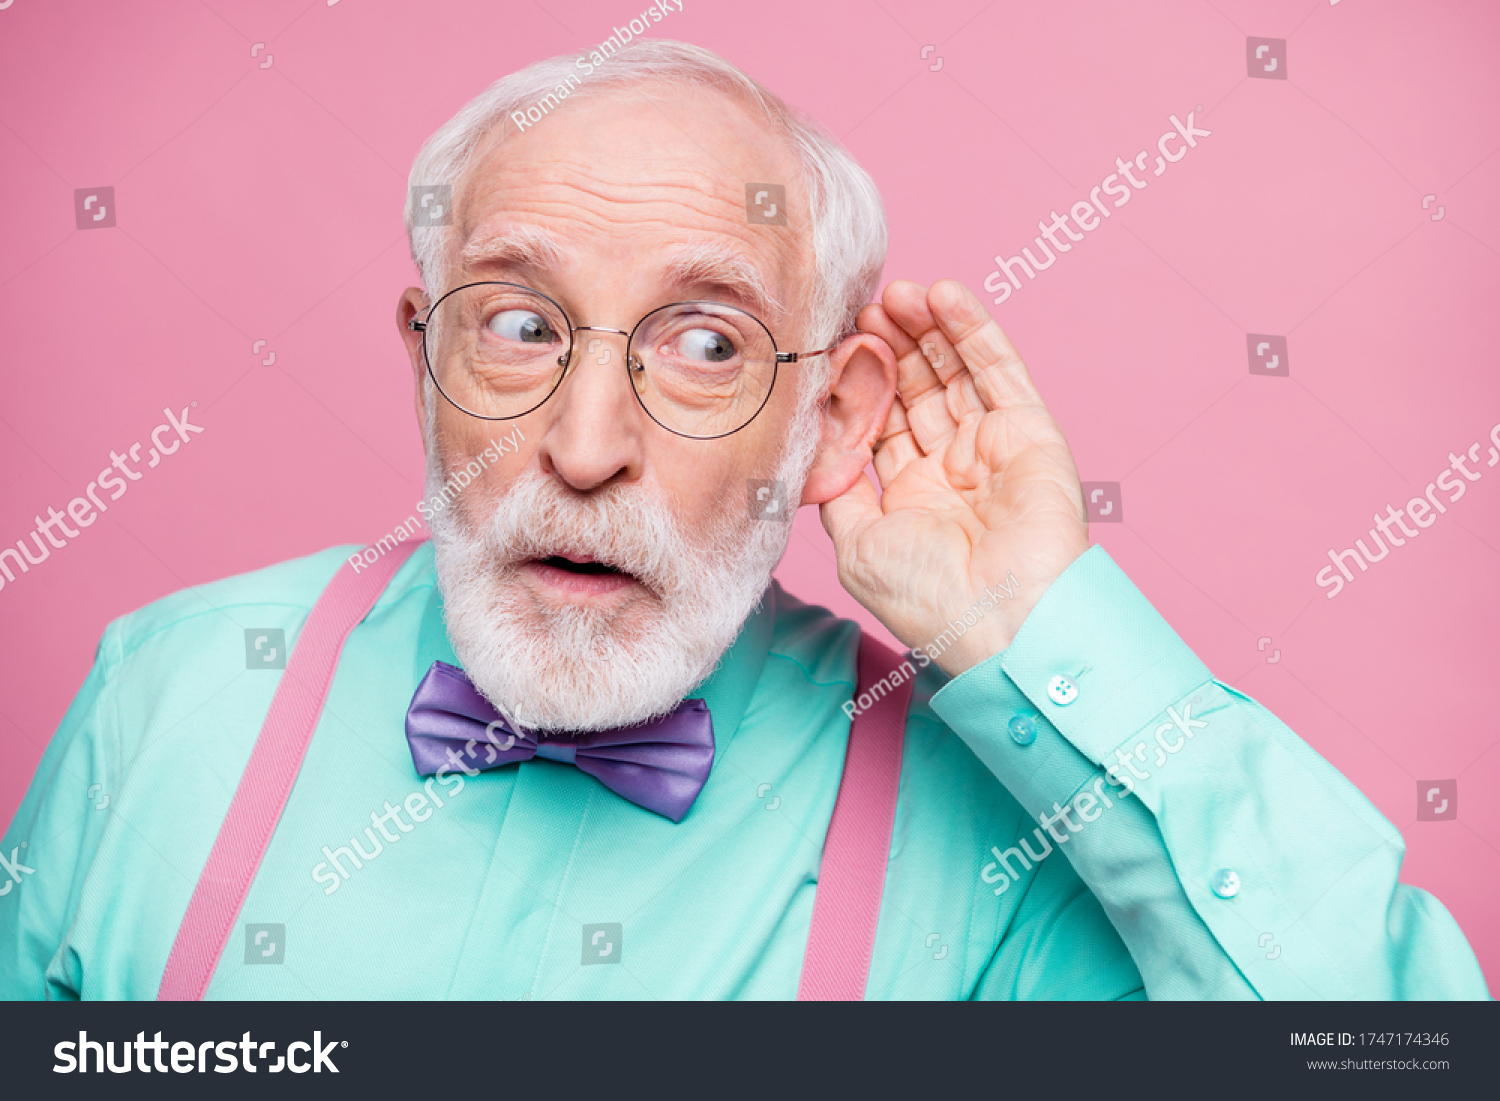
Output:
(1210, 868), (1241, 899)
(1046, 675), (1078, 706)
(1007, 712), (1039, 745)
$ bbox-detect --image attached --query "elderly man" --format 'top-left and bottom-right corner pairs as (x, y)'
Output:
(1, 40), (1486, 1001)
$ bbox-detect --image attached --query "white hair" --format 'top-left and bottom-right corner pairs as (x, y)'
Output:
(404, 38), (887, 404)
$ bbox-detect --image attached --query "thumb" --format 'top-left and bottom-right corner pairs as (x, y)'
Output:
(818, 468), (883, 564)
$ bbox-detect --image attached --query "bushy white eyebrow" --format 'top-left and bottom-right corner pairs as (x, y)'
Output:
(661, 241), (786, 324)
(457, 227), (784, 324)
(458, 224), (570, 277)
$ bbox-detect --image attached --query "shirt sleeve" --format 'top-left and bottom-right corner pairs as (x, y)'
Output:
(928, 545), (1490, 1000)
(0, 620), (123, 1000)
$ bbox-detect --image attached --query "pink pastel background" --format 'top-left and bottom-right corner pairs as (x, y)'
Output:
(1, 0), (1496, 991)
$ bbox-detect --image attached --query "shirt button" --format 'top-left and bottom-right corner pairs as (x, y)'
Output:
(1007, 712), (1038, 745)
(1046, 675), (1078, 706)
(1210, 869), (1241, 899)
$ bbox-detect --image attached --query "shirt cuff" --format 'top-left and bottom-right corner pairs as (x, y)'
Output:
(929, 544), (1212, 811)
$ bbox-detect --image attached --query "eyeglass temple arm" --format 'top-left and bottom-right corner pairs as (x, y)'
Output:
(775, 346), (835, 364)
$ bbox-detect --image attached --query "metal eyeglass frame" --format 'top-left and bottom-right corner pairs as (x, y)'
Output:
(407, 281), (834, 440)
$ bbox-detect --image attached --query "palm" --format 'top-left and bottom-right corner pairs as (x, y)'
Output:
(821, 280), (1089, 676)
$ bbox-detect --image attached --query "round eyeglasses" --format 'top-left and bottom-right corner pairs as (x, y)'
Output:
(408, 282), (833, 439)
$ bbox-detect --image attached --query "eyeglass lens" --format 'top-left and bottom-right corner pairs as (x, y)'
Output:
(423, 283), (778, 438)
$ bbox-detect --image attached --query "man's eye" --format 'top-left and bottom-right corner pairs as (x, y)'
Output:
(675, 328), (737, 363)
(488, 310), (556, 343)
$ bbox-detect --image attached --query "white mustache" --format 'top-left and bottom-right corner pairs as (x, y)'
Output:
(477, 468), (693, 595)
(424, 392), (823, 730)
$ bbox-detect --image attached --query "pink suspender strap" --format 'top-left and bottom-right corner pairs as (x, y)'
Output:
(158, 545), (906, 1001)
(157, 541), (422, 1000)
(797, 632), (912, 1001)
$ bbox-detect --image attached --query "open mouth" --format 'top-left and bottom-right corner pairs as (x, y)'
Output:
(523, 553), (643, 596)
(536, 555), (624, 576)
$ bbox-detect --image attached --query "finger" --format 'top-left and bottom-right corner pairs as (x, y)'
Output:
(858, 303), (942, 401)
(879, 282), (988, 436)
(879, 281), (966, 387)
(926, 279), (1044, 411)
(867, 292), (963, 454)
(857, 301), (916, 356)
(871, 397), (923, 485)
(925, 281), (1069, 460)
(818, 467), (883, 564)
(854, 307), (928, 478)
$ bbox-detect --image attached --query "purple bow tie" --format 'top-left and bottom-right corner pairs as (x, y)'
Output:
(404, 661), (715, 822)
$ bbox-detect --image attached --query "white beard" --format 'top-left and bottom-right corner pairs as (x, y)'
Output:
(425, 402), (822, 732)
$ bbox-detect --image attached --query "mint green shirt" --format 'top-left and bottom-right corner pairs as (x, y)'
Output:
(0, 543), (1486, 999)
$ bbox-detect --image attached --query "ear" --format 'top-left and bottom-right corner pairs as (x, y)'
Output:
(397, 287), (430, 442)
(799, 330), (898, 507)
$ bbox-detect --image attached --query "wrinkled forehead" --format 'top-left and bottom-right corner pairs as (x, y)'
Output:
(450, 82), (812, 318)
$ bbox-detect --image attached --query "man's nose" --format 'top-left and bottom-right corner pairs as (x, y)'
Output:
(537, 327), (644, 491)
